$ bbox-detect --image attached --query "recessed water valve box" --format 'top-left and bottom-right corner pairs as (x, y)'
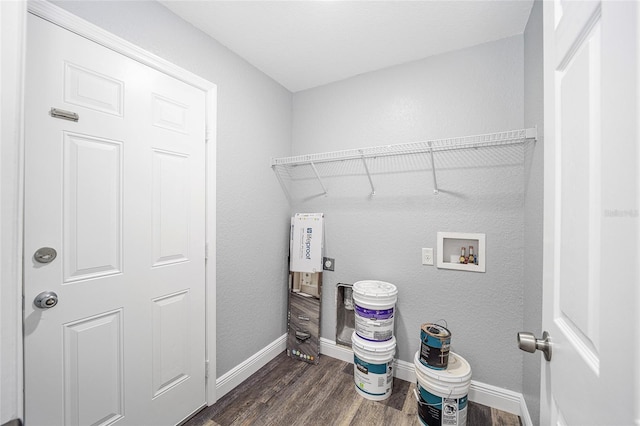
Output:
(336, 283), (354, 348)
(436, 231), (486, 272)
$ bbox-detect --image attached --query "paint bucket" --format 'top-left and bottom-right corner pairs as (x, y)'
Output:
(352, 280), (398, 342)
(414, 350), (471, 426)
(352, 331), (396, 401)
(420, 323), (451, 370)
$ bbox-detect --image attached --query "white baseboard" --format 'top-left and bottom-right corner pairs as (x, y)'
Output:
(319, 337), (353, 363)
(215, 333), (287, 399)
(467, 380), (523, 417)
(519, 397), (534, 426)
(319, 337), (532, 423)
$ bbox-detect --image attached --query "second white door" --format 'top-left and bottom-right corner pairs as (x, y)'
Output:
(542, 1), (639, 424)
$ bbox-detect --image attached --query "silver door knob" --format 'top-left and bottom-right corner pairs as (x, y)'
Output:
(517, 331), (552, 361)
(34, 291), (58, 309)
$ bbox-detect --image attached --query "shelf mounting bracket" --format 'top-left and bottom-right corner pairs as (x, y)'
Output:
(271, 164), (292, 204)
(310, 162), (328, 196)
(428, 142), (439, 195)
(359, 150), (376, 196)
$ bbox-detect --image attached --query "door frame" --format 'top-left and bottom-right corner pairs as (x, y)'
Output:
(22, 0), (218, 410)
(1, 0), (27, 423)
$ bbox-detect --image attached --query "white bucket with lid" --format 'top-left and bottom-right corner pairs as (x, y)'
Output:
(414, 351), (472, 426)
(352, 331), (396, 401)
(352, 280), (398, 342)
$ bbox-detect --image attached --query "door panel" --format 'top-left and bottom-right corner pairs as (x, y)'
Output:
(152, 94), (189, 134)
(63, 132), (123, 282)
(63, 309), (124, 426)
(152, 149), (191, 266)
(152, 290), (191, 397)
(542, 1), (638, 424)
(24, 14), (206, 426)
(64, 62), (124, 117)
(556, 14), (601, 369)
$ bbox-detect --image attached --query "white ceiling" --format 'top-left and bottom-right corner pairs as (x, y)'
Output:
(160, 0), (534, 93)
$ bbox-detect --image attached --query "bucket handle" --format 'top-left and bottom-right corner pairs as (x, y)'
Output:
(413, 388), (454, 407)
(434, 318), (448, 329)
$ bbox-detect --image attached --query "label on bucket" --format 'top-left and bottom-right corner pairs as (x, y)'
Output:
(354, 305), (394, 341)
(420, 327), (451, 370)
(417, 387), (468, 426)
(353, 355), (392, 398)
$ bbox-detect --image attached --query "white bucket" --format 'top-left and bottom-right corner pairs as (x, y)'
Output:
(352, 331), (396, 401)
(414, 351), (472, 426)
(352, 280), (398, 342)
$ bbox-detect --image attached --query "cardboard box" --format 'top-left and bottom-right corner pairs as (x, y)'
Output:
(290, 213), (324, 273)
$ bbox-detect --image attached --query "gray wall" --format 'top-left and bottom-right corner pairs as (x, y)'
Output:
(51, 0), (293, 378)
(523, 0), (544, 424)
(291, 36), (528, 391)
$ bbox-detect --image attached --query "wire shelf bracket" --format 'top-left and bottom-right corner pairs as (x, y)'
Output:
(309, 162), (328, 196)
(359, 150), (376, 197)
(428, 142), (439, 195)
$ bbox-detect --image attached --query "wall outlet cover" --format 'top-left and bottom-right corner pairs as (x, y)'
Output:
(422, 248), (434, 265)
(323, 257), (335, 271)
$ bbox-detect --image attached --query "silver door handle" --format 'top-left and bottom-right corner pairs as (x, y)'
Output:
(34, 291), (58, 309)
(517, 331), (552, 361)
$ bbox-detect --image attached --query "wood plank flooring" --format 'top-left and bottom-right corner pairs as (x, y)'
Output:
(184, 352), (521, 426)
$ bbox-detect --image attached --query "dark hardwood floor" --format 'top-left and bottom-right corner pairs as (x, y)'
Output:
(184, 352), (521, 426)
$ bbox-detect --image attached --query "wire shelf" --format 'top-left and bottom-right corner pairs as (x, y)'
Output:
(271, 127), (537, 200)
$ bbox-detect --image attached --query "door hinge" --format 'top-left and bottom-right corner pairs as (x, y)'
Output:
(205, 243), (209, 261)
(205, 360), (210, 379)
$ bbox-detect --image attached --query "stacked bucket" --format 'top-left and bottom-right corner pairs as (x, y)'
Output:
(350, 280), (398, 401)
(415, 323), (472, 426)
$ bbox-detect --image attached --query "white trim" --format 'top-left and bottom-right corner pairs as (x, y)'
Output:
(319, 337), (352, 363)
(393, 357), (416, 383)
(467, 381), (523, 417)
(215, 334), (287, 399)
(204, 85), (218, 405)
(319, 338), (531, 422)
(24, 0), (219, 407)
(1, 1), (27, 423)
(519, 395), (534, 426)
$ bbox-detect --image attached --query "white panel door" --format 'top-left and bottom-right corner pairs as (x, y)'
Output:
(23, 14), (206, 426)
(542, 1), (639, 424)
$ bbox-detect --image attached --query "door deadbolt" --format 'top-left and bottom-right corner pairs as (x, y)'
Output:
(34, 291), (59, 309)
(34, 247), (57, 264)
(517, 331), (552, 361)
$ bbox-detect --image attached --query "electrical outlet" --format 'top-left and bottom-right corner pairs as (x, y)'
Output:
(323, 257), (335, 271)
(422, 248), (434, 266)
